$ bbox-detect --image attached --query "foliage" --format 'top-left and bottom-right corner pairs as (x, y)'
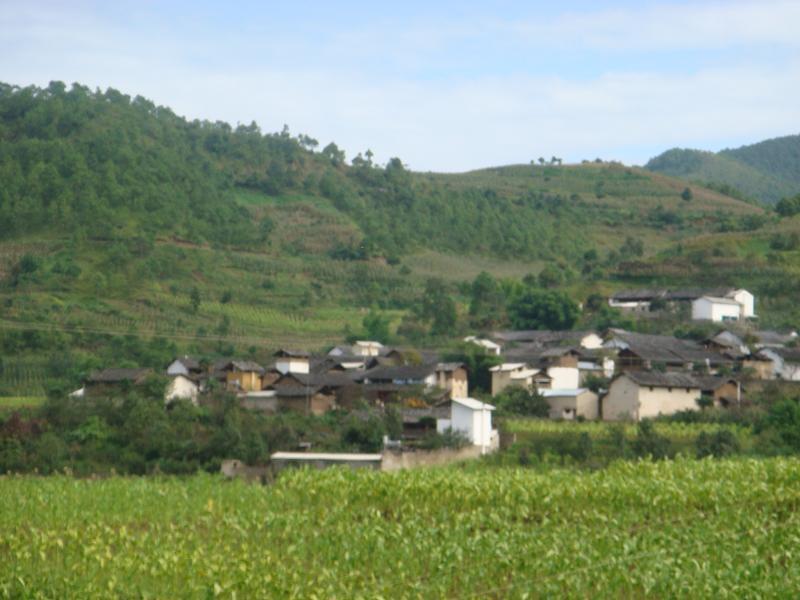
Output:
(493, 386), (550, 417)
(508, 289), (578, 330)
(2, 460), (800, 596)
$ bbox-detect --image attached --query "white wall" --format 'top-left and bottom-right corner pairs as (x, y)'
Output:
(692, 298), (741, 322)
(166, 376), (198, 405)
(546, 366), (580, 390)
(603, 375), (701, 421)
(580, 334), (604, 349)
(449, 402), (493, 447)
(730, 289), (755, 318)
(276, 358), (310, 374)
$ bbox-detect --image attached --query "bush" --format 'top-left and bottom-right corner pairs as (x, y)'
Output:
(631, 420), (672, 460)
(695, 430), (740, 458)
(494, 387), (550, 417)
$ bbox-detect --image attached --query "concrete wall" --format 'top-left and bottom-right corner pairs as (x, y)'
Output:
(227, 371), (262, 392)
(731, 289), (755, 318)
(491, 371), (515, 396)
(603, 376), (639, 421)
(276, 358), (309, 374)
(450, 402), (493, 447)
(692, 298), (741, 322)
(546, 390), (599, 420)
(604, 375), (701, 421)
(547, 367), (580, 390)
(165, 375), (198, 405)
(381, 445), (483, 470)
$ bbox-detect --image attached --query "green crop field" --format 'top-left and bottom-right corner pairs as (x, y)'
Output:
(1, 459), (799, 597)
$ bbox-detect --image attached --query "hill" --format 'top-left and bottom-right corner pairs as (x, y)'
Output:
(645, 134), (800, 204)
(0, 81), (794, 396)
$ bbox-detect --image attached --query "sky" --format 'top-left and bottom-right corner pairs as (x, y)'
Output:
(1, 0), (799, 172)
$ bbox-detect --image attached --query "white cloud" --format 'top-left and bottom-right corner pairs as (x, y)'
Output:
(0, 2), (798, 171)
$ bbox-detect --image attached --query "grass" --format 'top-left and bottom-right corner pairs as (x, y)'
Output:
(0, 396), (45, 410)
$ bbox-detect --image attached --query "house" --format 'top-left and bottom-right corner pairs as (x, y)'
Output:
(692, 289), (756, 322)
(608, 289), (666, 312)
(753, 330), (799, 349)
(703, 331), (749, 358)
(166, 356), (204, 378)
(489, 363), (546, 396)
(603, 372), (702, 421)
(358, 362), (468, 400)
(216, 360), (265, 392)
(84, 368), (153, 397)
(605, 330), (731, 372)
(541, 388), (599, 420)
(490, 330), (603, 349)
(576, 350), (615, 382)
(435, 362), (469, 399)
(500, 345), (582, 390)
(755, 348), (800, 381)
(165, 374), (199, 405)
(692, 296), (745, 322)
(464, 336), (502, 355)
(436, 397), (497, 452)
(274, 349), (310, 375)
(353, 340), (384, 357)
(271, 386), (337, 415)
(694, 376), (743, 407)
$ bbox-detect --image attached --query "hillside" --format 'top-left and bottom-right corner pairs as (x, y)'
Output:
(645, 134), (800, 204)
(1, 81), (795, 397)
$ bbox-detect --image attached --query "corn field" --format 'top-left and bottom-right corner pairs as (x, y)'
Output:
(2, 458), (799, 597)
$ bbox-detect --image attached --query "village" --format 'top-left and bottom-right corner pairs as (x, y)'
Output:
(70, 286), (800, 469)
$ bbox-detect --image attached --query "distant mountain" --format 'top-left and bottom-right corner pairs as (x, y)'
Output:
(645, 134), (800, 204)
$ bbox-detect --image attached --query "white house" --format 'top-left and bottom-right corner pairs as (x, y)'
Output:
(353, 341), (384, 357)
(692, 289), (756, 322)
(603, 372), (701, 421)
(541, 388), (599, 420)
(464, 336), (502, 356)
(274, 349), (310, 374)
(165, 374), (199, 405)
(437, 397), (497, 452)
(167, 356), (203, 378)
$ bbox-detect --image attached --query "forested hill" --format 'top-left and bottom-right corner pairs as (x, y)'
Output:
(645, 134), (800, 205)
(0, 81), (762, 263)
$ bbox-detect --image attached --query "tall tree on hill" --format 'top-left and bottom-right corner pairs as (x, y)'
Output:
(508, 290), (578, 330)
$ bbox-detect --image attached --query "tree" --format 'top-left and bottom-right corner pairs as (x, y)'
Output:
(416, 278), (458, 337)
(494, 386), (549, 417)
(537, 264), (564, 289)
(775, 194), (800, 217)
(681, 187), (693, 202)
(469, 271), (504, 327)
(321, 142), (346, 166)
(621, 236), (644, 257)
(508, 290), (578, 330)
(189, 287), (201, 313)
(362, 309), (391, 343)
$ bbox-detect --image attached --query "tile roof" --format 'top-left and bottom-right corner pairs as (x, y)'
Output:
(87, 368), (152, 384)
(622, 371), (701, 388)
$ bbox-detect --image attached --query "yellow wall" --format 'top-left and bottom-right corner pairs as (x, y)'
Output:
(226, 371), (262, 392)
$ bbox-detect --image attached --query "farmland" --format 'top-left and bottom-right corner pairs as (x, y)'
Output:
(2, 458), (800, 597)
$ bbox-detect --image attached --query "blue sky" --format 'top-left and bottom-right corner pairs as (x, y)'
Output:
(1, 1), (798, 171)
